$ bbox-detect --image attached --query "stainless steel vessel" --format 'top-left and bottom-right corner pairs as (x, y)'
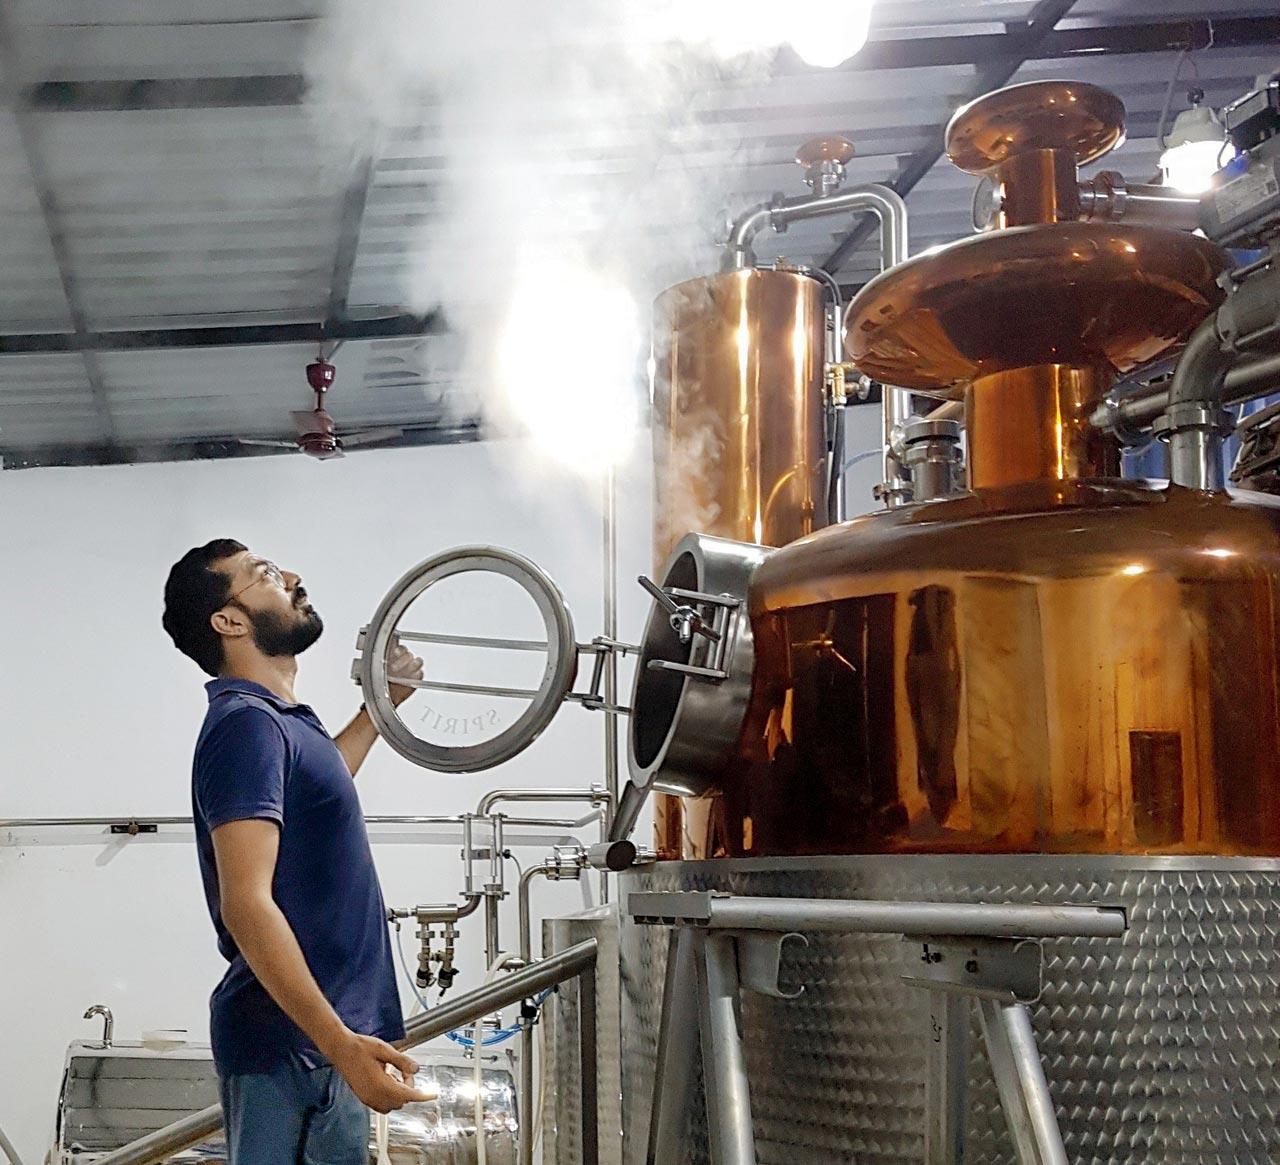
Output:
(540, 856), (1280, 1164)
(54, 1041), (518, 1165)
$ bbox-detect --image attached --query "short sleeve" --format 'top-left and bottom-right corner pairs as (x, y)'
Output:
(195, 706), (288, 831)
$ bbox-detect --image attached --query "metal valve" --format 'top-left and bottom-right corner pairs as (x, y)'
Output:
(795, 136), (856, 198)
(416, 928), (436, 990)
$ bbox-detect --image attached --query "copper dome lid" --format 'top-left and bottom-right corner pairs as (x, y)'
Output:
(844, 81), (1228, 395)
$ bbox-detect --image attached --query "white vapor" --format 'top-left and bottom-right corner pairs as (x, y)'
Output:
(307, 1), (874, 477)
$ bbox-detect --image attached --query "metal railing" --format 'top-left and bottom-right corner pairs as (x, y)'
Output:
(91, 939), (599, 1165)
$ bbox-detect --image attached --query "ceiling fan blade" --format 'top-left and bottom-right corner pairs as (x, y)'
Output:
(238, 438), (298, 449)
(339, 426), (405, 448)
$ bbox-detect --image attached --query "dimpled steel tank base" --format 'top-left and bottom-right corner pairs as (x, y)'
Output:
(613, 856), (1280, 1164)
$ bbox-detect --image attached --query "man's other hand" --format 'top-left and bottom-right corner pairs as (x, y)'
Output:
(328, 1032), (437, 1113)
(386, 638), (424, 707)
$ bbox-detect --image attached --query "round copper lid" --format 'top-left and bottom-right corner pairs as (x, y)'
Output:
(794, 135), (856, 167)
(946, 80), (1126, 174)
(844, 222), (1227, 393)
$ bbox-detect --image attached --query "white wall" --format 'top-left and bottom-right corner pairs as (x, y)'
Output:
(0, 437), (653, 1163)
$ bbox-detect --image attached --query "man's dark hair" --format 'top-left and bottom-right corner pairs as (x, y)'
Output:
(162, 539), (248, 677)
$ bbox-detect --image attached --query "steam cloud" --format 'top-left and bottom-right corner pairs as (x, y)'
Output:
(305, 2), (839, 475)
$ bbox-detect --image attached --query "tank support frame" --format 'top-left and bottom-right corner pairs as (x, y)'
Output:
(628, 891), (1128, 1165)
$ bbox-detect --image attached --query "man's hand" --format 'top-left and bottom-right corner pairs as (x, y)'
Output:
(387, 639), (424, 707)
(335, 636), (425, 774)
(326, 1031), (437, 1113)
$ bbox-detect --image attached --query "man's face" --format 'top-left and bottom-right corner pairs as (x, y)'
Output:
(218, 550), (324, 658)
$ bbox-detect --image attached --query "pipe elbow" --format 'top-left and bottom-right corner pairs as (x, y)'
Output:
(721, 204), (776, 270)
(1169, 315), (1231, 407)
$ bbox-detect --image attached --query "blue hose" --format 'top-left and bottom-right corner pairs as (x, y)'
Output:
(444, 990), (554, 1047)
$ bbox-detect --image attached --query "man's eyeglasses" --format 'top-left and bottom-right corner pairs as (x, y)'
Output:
(226, 560), (286, 605)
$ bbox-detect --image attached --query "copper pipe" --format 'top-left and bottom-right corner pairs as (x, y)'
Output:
(997, 148), (1080, 226)
(967, 365), (1119, 489)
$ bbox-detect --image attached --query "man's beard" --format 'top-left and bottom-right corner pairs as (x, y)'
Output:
(247, 590), (324, 658)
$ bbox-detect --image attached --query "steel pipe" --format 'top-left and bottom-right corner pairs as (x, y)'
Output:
(627, 893), (1127, 939)
(475, 788), (612, 818)
(977, 999), (1069, 1165)
(695, 931), (758, 1165)
(1078, 176), (1201, 232)
(609, 782), (648, 844)
(926, 399), (965, 423)
(1095, 349), (1280, 437)
(1160, 316), (1234, 490)
(517, 862), (557, 1165)
(0, 813), (587, 832)
(603, 465), (620, 864)
(91, 940), (599, 1165)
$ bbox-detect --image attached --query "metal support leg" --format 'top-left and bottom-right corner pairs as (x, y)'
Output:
(924, 990), (969, 1164)
(518, 1018), (535, 1165)
(647, 929), (699, 1165)
(579, 964), (599, 1165)
(976, 999), (1067, 1165)
(694, 931), (757, 1165)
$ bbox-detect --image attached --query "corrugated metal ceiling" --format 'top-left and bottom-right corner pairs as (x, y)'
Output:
(0, 0), (1275, 466)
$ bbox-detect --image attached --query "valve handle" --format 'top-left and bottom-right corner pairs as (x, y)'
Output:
(638, 574), (681, 617)
(637, 575), (722, 644)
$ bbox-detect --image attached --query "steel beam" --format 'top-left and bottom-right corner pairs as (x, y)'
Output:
(647, 928), (700, 1165)
(821, 0), (1083, 275)
(25, 75), (306, 113)
(326, 150), (380, 327)
(0, 1), (118, 444)
(16, 17), (1280, 116)
(0, 312), (444, 355)
(977, 999), (1069, 1165)
(804, 15), (1280, 75)
(695, 931), (758, 1165)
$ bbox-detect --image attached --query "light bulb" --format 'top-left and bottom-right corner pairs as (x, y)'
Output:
(787, 2), (874, 68)
(1160, 139), (1226, 194)
(631, 0), (874, 68)
(1160, 103), (1229, 194)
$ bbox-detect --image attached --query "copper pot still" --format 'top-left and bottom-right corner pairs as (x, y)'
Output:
(644, 81), (1280, 860)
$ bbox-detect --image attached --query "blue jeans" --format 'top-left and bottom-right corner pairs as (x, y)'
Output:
(219, 1060), (369, 1164)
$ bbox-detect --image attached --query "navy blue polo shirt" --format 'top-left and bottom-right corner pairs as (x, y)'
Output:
(192, 678), (404, 1075)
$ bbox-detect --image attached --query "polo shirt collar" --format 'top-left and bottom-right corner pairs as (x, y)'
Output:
(206, 676), (302, 712)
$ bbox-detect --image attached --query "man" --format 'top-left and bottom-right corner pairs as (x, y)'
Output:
(162, 539), (432, 1164)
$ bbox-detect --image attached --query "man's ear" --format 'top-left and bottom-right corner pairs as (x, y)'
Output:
(210, 607), (249, 640)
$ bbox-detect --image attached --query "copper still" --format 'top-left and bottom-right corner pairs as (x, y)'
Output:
(649, 268), (829, 855)
(643, 81), (1280, 859)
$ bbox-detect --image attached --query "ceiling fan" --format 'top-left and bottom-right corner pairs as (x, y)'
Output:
(238, 356), (405, 460)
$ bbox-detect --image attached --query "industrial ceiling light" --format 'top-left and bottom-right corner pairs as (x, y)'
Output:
(1160, 89), (1229, 194)
(639, 0), (874, 68)
(786, 0), (875, 68)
